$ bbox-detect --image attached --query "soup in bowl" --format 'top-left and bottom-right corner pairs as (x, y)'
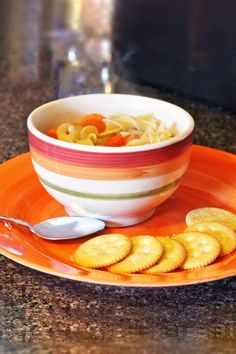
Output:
(27, 94), (194, 227)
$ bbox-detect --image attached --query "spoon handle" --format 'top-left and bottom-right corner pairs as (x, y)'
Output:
(0, 216), (32, 230)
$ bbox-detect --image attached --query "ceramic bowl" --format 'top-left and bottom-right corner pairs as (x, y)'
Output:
(27, 94), (194, 226)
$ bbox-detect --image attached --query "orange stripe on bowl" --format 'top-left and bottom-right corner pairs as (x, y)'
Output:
(30, 147), (192, 180)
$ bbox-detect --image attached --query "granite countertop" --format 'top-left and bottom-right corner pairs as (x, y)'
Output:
(1, 1), (236, 353)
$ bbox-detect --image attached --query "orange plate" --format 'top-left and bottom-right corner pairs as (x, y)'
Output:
(0, 145), (236, 287)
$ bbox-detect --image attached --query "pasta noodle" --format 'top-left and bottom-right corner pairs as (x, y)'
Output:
(47, 113), (178, 147)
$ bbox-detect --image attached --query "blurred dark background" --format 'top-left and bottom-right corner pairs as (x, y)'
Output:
(113, 0), (236, 112)
(0, 0), (235, 112)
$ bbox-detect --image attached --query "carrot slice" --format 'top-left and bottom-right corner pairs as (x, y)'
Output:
(46, 128), (58, 139)
(105, 134), (126, 147)
(80, 114), (106, 133)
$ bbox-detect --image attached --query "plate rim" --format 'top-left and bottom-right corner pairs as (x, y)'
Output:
(1, 247), (236, 287)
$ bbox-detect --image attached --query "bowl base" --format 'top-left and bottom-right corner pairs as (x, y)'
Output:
(64, 207), (156, 227)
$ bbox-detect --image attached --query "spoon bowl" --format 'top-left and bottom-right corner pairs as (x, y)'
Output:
(0, 215), (105, 240)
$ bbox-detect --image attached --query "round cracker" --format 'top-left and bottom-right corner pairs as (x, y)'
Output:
(186, 207), (236, 230)
(173, 232), (221, 270)
(107, 235), (163, 274)
(142, 237), (186, 274)
(74, 234), (131, 268)
(185, 222), (236, 257)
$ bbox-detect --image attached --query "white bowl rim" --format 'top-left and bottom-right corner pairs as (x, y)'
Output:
(27, 94), (195, 153)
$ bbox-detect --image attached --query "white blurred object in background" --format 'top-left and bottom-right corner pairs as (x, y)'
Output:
(47, 0), (115, 97)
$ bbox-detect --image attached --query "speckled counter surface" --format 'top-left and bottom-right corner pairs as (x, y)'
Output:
(1, 1), (236, 353)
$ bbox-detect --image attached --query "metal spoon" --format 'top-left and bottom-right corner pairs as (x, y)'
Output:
(0, 215), (105, 240)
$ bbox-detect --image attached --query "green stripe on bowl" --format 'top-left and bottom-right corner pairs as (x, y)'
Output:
(39, 176), (180, 200)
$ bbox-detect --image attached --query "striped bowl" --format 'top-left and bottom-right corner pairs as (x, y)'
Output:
(27, 94), (194, 227)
